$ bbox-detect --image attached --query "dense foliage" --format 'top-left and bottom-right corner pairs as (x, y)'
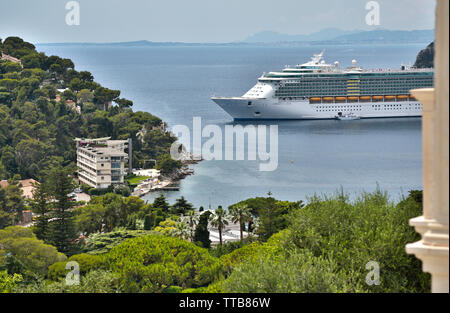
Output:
(47, 253), (106, 281)
(230, 196), (304, 241)
(0, 189), (430, 293)
(414, 42), (434, 68)
(74, 193), (150, 234)
(0, 270), (22, 292)
(0, 175), (24, 228)
(0, 36), (180, 182)
(0, 226), (66, 280)
(106, 235), (222, 292)
(220, 190), (430, 293)
(83, 229), (154, 255)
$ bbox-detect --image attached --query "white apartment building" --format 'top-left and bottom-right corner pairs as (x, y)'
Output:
(75, 137), (132, 189)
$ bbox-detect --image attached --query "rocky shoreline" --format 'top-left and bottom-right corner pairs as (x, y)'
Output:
(133, 154), (203, 197)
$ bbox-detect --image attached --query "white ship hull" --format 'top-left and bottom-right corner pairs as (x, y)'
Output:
(212, 97), (422, 120)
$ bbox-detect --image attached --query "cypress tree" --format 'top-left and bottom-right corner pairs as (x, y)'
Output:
(143, 214), (152, 230)
(193, 211), (211, 248)
(30, 181), (50, 242)
(46, 165), (78, 256)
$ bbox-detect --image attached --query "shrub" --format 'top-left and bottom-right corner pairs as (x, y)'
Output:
(222, 251), (351, 293)
(209, 241), (245, 258)
(83, 229), (154, 255)
(220, 231), (286, 274)
(0, 270), (22, 293)
(0, 226), (66, 279)
(48, 253), (106, 281)
(285, 189), (430, 292)
(221, 190), (430, 293)
(163, 286), (182, 293)
(16, 270), (122, 293)
(106, 235), (222, 292)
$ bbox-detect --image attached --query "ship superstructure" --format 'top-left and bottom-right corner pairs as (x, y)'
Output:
(212, 51), (434, 120)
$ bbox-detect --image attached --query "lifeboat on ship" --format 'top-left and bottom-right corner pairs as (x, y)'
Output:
(373, 95), (383, 102)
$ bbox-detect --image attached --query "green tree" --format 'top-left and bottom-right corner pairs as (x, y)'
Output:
(171, 196), (193, 215)
(47, 254), (106, 281)
(0, 226), (66, 279)
(193, 211), (211, 248)
(93, 86), (120, 107)
(1, 145), (16, 175)
(26, 270), (122, 293)
(83, 229), (153, 255)
(185, 210), (199, 242)
(174, 221), (190, 240)
(155, 154), (182, 175)
(0, 177), (24, 227)
(21, 53), (41, 69)
(222, 251), (350, 293)
(0, 270), (22, 293)
(75, 194), (147, 235)
(30, 181), (50, 242)
(143, 214), (152, 230)
(106, 235), (222, 292)
(210, 206), (229, 247)
(153, 193), (170, 213)
(46, 165), (78, 255)
(254, 197), (301, 242)
(14, 138), (49, 178)
(77, 89), (93, 104)
(229, 204), (252, 242)
(114, 98), (133, 109)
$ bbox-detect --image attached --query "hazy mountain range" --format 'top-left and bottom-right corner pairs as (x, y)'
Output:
(243, 28), (434, 44)
(37, 28), (434, 46)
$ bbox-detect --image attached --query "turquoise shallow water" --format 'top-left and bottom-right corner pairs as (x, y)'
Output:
(37, 43), (425, 208)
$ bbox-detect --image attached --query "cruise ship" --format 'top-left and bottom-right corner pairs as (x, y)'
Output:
(211, 51), (434, 120)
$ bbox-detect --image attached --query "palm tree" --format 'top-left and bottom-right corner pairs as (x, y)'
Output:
(229, 204), (252, 242)
(174, 221), (190, 240)
(210, 206), (229, 246)
(185, 210), (199, 242)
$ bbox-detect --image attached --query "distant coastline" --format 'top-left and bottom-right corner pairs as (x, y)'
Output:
(36, 28), (434, 47)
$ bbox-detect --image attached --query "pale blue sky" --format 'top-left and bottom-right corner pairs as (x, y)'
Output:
(0, 0), (436, 43)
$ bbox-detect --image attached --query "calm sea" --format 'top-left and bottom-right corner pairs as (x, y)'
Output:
(36, 43), (426, 208)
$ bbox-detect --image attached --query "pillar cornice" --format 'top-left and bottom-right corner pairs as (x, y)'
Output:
(406, 0), (449, 293)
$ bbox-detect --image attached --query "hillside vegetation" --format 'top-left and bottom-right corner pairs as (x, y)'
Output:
(1, 190), (430, 293)
(414, 42), (434, 68)
(0, 36), (179, 181)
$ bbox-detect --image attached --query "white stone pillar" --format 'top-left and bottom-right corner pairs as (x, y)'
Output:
(406, 0), (449, 293)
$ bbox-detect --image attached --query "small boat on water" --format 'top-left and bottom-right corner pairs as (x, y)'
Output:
(335, 112), (360, 120)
